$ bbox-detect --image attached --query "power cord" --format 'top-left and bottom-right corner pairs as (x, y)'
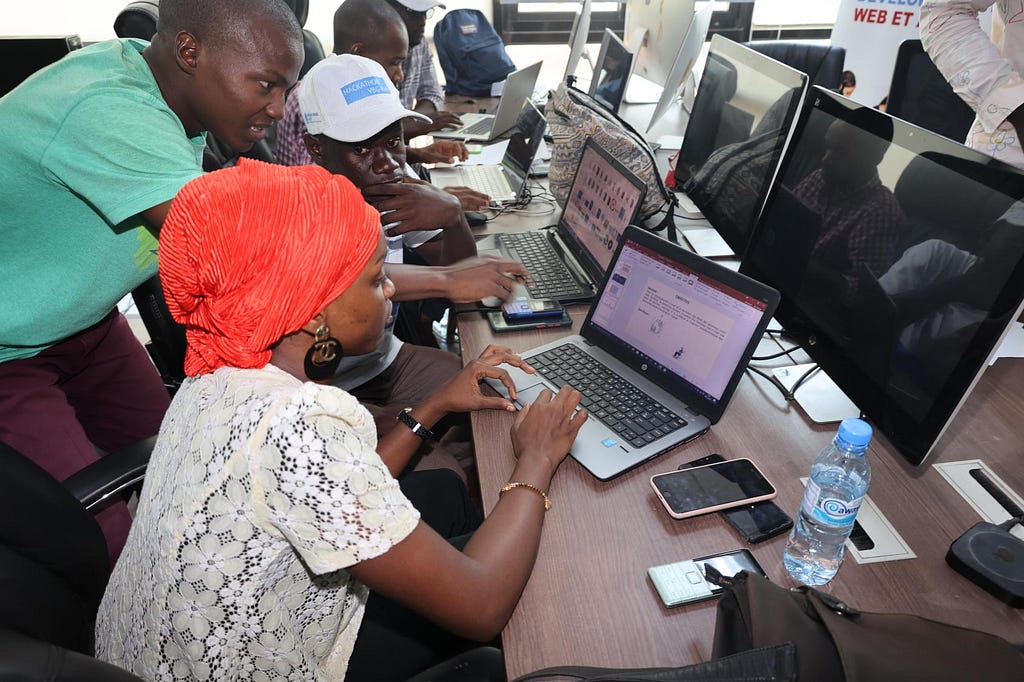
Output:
(746, 362), (819, 402)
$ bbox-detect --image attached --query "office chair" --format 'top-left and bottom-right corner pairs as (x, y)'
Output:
(131, 274), (187, 396)
(279, 0), (327, 81)
(0, 439), (153, 681)
(743, 40), (846, 90)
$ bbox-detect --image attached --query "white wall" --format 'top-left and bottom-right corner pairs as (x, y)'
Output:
(3, 0), (492, 52)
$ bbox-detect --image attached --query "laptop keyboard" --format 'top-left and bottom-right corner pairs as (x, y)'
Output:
(459, 117), (494, 137)
(459, 165), (512, 198)
(530, 344), (688, 449)
(498, 232), (590, 299)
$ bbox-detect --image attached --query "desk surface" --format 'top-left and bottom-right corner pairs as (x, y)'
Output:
(455, 161), (1024, 677)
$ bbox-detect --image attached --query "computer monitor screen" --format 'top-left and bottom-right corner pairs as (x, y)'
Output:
(624, 0), (697, 88)
(564, 0), (593, 84)
(0, 35), (82, 97)
(740, 86), (1024, 466)
(675, 35), (807, 256)
(886, 38), (975, 144)
(588, 29), (633, 114)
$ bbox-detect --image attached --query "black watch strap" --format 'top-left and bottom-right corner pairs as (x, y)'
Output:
(397, 408), (434, 441)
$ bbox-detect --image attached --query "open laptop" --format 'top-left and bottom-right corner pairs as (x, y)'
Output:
(485, 225), (780, 480)
(433, 61), (543, 142)
(428, 101), (546, 206)
(477, 137), (647, 304)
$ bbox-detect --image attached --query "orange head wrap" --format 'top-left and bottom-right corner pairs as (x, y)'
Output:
(159, 158), (381, 376)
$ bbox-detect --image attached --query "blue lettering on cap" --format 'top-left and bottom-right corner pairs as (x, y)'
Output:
(341, 76), (390, 104)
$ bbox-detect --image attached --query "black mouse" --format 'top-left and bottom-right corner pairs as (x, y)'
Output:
(465, 211), (487, 226)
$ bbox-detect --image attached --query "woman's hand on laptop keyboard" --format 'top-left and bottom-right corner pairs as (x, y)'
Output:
(511, 386), (588, 475)
(423, 346), (533, 415)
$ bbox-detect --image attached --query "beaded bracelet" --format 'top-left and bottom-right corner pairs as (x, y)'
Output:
(499, 481), (552, 511)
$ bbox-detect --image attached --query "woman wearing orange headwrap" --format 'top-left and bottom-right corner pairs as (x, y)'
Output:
(95, 159), (587, 682)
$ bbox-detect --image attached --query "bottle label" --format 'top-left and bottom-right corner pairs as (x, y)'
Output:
(802, 479), (863, 527)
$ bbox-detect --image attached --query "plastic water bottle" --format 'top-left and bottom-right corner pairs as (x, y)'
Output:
(784, 418), (872, 585)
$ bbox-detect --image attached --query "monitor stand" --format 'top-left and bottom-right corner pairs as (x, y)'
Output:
(772, 362), (860, 424)
(624, 75), (663, 104)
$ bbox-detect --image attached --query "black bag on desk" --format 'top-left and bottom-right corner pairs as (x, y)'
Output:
(543, 83), (676, 237)
(709, 568), (1024, 681)
(510, 644), (796, 681)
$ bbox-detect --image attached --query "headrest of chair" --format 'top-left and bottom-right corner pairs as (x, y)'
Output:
(113, 0), (159, 41)
(280, 0), (309, 28)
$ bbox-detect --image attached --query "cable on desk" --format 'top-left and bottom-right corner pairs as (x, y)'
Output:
(745, 362), (818, 402)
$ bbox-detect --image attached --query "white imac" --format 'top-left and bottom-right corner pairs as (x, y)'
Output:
(623, 0), (697, 103)
(646, 1), (715, 133)
(563, 0), (594, 86)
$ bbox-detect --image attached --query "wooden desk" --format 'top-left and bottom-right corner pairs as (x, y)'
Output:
(458, 231), (1024, 677)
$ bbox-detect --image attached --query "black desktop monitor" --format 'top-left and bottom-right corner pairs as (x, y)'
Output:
(0, 35), (82, 97)
(674, 35), (807, 256)
(740, 86), (1024, 466)
(886, 38), (975, 144)
(588, 28), (633, 114)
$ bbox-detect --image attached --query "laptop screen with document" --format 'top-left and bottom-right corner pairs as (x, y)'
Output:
(587, 235), (773, 407)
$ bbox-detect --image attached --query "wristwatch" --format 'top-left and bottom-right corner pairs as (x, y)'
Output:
(397, 407), (434, 441)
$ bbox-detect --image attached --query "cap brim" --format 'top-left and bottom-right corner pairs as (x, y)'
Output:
(328, 107), (432, 143)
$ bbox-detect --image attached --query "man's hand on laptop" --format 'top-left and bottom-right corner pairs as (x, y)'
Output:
(407, 140), (470, 165)
(440, 256), (528, 303)
(444, 186), (491, 211)
(404, 111), (464, 139)
(362, 178), (463, 235)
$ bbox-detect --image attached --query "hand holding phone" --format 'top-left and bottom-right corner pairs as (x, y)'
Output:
(650, 458), (776, 520)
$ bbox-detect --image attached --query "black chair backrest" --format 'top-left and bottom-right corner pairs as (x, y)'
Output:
(0, 442), (110, 654)
(279, 0), (327, 80)
(886, 39), (975, 144)
(131, 275), (187, 394)
(744, 40), (846, 90)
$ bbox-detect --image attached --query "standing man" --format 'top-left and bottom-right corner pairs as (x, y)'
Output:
(0, 0), (303, 565)
(921, 1), (1024, 170)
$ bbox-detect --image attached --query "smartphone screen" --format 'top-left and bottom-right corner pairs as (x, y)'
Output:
(487, 310), (572, 333)
(502, 298), (564, 321)
(721, 501), (793, 543)
(650, 458), (776, 519)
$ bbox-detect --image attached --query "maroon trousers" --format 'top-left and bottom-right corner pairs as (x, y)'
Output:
(0, 310), (170, 567)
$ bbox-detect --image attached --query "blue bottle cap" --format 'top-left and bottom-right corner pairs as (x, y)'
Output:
(837, 418), (872, 448)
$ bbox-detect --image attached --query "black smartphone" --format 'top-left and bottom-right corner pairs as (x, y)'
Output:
(680, 454), (793, 543)
(502, 298), (564, 321)
(650, 458), (777, 520)
(487, 310), (572, 333)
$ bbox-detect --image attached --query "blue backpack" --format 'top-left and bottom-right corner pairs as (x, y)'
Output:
(433, 9), (516, 96)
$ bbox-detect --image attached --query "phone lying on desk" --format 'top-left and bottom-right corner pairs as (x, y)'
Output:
(487, 310), (572, 333)
(651, 458), (776, 520)
(502, 297), (564, 321)
(680, 454), (793, 543)
(648, 548), (767, 607)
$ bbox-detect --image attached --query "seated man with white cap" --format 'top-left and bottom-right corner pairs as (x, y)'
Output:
(296, 53), (527, 472)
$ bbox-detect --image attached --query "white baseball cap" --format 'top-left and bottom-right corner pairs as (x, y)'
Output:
(297, 54), (430, 143)
(394, 0), (446, 11)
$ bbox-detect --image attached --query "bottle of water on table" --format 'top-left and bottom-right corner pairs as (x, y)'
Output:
(784, 418), (872, 586)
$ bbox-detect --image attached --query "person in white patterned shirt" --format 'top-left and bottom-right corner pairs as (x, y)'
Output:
(96, 159), (586, 682)
(921, 0), (1024, 170)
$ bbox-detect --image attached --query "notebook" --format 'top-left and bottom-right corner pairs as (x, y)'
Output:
(485, 225), (780, 480)
(432, 61), (543, 142)
(476, 137), (647, 304)
(428, 101), (546, 206)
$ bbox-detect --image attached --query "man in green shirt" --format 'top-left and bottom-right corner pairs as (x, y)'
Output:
(0, 0), (303, 566)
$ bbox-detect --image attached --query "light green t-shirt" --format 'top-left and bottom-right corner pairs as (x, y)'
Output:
(0, 39), (205, 362)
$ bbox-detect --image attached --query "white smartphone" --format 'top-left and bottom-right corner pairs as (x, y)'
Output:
(650, 458), (777, 520)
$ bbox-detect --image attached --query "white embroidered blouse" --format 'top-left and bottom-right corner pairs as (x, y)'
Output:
(95, 364), (419, 681)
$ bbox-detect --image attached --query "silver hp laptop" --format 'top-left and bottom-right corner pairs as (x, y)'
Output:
(429, 101), (546, 206)
(433, 61), (543, 142)
(486, 225), (779, 480)
(477, 137), (646, 304)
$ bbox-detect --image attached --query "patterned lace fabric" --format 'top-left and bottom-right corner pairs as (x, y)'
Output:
(95, 364), (419, 681)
